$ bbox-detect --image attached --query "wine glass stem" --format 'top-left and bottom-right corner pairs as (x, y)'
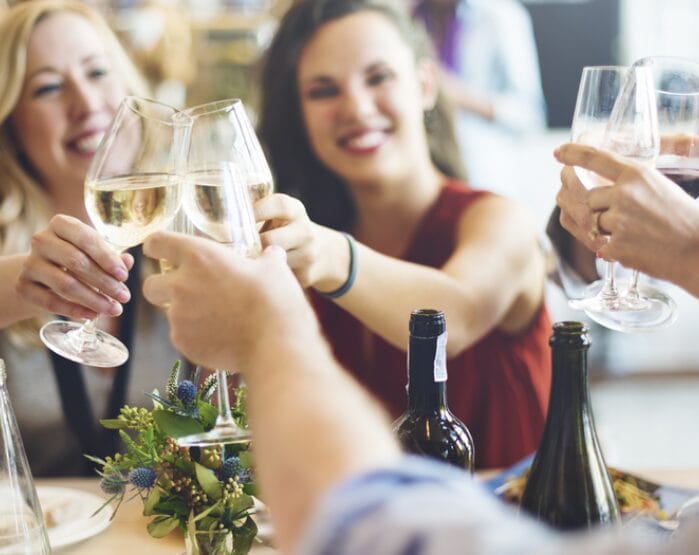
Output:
(66, 318), (99, 353)
(215, 369), (236, 427)
(600, 261), (619, 301)
(627, 270), (642, 299)
(66, 244), (126, 354)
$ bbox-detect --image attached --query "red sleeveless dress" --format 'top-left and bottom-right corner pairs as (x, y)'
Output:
(311, 181), (552, 469)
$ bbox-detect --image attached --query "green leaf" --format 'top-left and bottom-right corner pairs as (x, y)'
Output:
(143, 487), (161, 516)
(147, 515), (180, 538)
(233, 516), (258, 555)
(153, 409), (204, 438)
(100, 418), (127, 430)
(242, 483), (258, 497)
(195, 462), (223, 500)
(226, 493), (254, 518)
(197, 401), (218, 429)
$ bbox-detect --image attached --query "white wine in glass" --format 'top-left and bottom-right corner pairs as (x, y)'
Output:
(40, 97), (191, 367)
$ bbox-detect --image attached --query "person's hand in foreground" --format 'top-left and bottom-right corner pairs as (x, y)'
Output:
(142, 231), (401, 553)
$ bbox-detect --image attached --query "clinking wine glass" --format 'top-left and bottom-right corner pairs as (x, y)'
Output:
(182, 99), (274, 211)
(40, 96), (191, 367)
(566, 65), (677, 332)
(174, 163), (261, 447)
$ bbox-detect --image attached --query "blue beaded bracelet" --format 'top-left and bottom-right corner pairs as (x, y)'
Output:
(320, 232), (357, 299)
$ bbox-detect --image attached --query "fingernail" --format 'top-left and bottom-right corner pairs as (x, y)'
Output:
(115, 285), (131, 303)
(113, 266), (128, 281)
(108, 300), (123, 316)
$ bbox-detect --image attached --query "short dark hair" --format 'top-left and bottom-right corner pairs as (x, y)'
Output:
(257, 0), (464, 230)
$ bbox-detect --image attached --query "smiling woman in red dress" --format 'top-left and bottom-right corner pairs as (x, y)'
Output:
(253, 0), (551, 469)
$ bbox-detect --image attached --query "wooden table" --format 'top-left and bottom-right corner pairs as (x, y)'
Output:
(40, 470), (699, 553)
(38, 478), (276, 554)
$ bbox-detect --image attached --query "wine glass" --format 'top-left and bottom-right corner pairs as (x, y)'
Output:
(566, 66), (677, 332)
(40, 97), (191, 367)
(642, 57), (699, 198)
(174, 116), (263, 447)
(182, 99), (274, 208)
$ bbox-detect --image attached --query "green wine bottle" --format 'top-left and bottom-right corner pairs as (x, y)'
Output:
(393, 309), (474, 473)
(520, 321), (619, 529)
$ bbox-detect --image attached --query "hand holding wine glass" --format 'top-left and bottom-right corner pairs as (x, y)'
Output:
(40, 96), (190, 367)
(564, 65), (681, 332)
(555, 143), (699, 299)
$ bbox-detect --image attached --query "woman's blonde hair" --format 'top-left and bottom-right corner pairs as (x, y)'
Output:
(0, 0), (149, 346)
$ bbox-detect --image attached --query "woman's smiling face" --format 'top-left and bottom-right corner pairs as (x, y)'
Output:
(297, 10), (437, 188)
(11, 11), (126, 197)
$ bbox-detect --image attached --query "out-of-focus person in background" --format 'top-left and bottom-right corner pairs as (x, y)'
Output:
(413, 0), (547, 195)
(255, 0), (552, 469)
(0, 0), (179, 476)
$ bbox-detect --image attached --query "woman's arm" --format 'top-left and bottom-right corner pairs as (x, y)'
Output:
(256, 194), (545, 358)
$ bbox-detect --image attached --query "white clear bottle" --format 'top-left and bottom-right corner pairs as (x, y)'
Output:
(0, 358), (51, 553)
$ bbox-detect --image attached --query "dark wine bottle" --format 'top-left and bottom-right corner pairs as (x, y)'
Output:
(393, 309), (474, 473)
(520, 321), (619, 530)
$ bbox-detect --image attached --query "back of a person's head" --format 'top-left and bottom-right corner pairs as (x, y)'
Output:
(258, 0), (463, 229)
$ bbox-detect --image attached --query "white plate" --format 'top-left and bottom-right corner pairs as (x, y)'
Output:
(37, 486), (112, 550)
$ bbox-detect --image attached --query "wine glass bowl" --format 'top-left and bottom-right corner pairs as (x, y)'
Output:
(40, 96), (190, 367)
(182, 99), (274, 205)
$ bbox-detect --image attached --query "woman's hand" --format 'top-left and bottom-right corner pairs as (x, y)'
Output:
(15, 215), (132, 320)
(555, 143), (699, 295)
(254, 193), (351, 293)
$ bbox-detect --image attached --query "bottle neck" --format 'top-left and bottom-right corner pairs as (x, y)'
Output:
(407, 334), (448, 412)
(548, 345), (590, 417)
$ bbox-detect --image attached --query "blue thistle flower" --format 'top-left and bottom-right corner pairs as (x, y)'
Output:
(100, 473), (126, 495)
(220, 456), (250, 483)
(177, 380), (197, 405)
(129, 467), (157, 489)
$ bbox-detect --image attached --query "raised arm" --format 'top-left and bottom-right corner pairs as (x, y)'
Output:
(255, 193), (545, 357)
(142, 233), (401, 553)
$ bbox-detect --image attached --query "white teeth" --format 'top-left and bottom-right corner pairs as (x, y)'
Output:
(74, 133), (104, 153)
(346, 131), (383, 149)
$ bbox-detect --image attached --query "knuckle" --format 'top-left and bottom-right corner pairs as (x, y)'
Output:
(54, 273), (79, 296)
(64, 251), (90, 274)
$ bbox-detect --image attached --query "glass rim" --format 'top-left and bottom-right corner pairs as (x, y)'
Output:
(123, 95), (191, 127)
(183, 98), (244, 118)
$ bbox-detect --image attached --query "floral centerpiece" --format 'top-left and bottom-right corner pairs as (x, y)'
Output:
(87, 362), (259, 555)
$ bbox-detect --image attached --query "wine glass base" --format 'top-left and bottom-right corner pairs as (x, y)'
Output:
(581, 285), (678, 333)
(40, 320), (129, 367)
(176, 426), (250, 448)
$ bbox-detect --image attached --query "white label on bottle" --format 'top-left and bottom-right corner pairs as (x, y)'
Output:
(434, 331), (448, 382)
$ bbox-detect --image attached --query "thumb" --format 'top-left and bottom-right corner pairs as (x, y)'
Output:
(262, 244), (287, 263)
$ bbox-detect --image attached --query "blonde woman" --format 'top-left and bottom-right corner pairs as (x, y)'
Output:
(0, 0), (179, 475)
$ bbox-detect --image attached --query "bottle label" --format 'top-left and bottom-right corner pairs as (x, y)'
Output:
(434, 331), (447, 382)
